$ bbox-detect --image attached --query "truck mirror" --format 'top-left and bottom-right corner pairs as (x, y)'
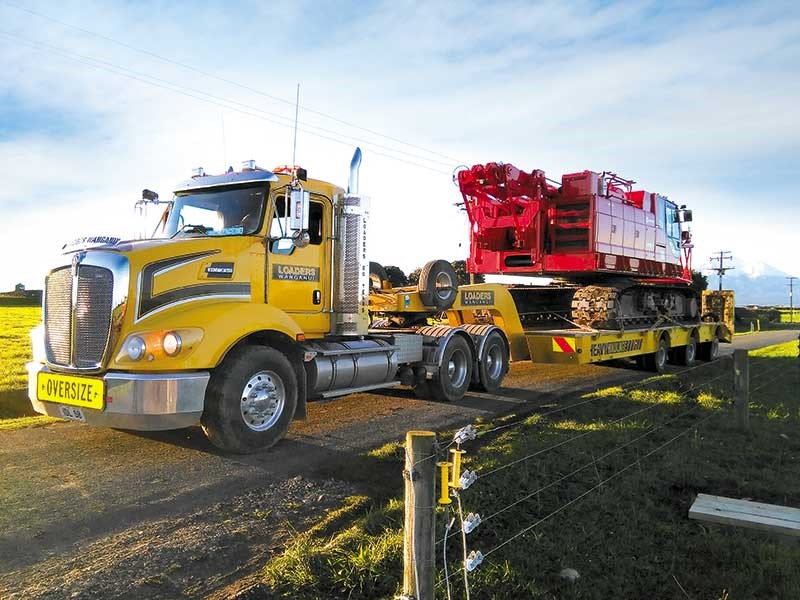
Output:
(678, 208), (692, 223)
(289, 188), (310, 232)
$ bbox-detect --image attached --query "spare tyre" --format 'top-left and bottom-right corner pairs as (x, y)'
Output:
(418, 259), (458, 310)
(369, 261), (388, 291)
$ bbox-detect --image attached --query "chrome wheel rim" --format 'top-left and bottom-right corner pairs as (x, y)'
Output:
(687, 340), (696, 363)
(240, 370), (285, 432)
(485, 342), (504, 381)
(656, 343), (667, 369)
(446, 348), (468, 389)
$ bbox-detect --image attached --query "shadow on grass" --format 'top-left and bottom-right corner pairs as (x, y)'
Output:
(248, 351), (800, 600)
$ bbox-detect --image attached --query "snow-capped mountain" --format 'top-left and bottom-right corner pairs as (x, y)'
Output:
(703, 257), (796, 306)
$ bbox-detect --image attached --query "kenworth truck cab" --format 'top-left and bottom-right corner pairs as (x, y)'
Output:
(27, 150), (512, 452)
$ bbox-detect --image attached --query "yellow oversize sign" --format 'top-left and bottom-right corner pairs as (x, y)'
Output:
(38, 372), (105, 410)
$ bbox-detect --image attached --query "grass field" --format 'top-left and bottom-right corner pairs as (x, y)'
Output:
(256, 342), (800, 600)
(779, 309), (800, 324)
(0, 306), (42, 419)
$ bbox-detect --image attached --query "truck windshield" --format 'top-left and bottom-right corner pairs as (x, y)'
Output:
(160, 184), (268, 237)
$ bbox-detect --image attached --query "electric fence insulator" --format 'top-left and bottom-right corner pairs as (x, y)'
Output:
(459, 469), (478, 490)
(453, 425), (477, 445)
(465, 550), (484, 572)
(437, 462), (452, 505)
(463, 512), (481, 534)
(450, 448), (465, 488)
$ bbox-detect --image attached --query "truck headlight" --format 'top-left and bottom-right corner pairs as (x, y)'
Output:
(162, 332), (182, 356)
(124, 336), (147, 361)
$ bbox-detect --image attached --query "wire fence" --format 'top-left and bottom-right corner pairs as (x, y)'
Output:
(405, 341), (800, 600)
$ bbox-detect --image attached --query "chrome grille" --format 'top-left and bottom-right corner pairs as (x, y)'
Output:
(75, 266), (114, 368)
(44, 267), (72, 365)
(44, 263), (114, 369)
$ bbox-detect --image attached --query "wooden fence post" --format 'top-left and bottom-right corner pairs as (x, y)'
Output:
(403, 431), (437, 600)
(733, 349), (750, 432)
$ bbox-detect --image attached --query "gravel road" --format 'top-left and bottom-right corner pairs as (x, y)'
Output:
(0, 329), (795, 599)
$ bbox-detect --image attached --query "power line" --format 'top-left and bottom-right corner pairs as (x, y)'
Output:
(709, 251), (734, 291)
(0, 30), (452, 175)
(788, 277), (797, 323)
(0, 0), (464, 165)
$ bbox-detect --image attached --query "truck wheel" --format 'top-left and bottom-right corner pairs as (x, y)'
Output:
(418, 260), (458, 310)
(676, 334), (698, 366)
(474, 331), (508, 392)
(698, 337), (720, 362)
(431, 335), (473, 401)
(643, 336), (669, 373)
(369, 261), (387, 291)
(201, 345), (297, 453)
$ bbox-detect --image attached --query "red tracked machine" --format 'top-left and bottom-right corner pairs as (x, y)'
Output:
(456, 162), (698, 328)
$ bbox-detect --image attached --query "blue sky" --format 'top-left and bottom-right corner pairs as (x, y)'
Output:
(0, 0), (798, 290)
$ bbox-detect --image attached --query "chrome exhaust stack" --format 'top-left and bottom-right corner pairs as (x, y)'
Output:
(334, 148), (370, 336)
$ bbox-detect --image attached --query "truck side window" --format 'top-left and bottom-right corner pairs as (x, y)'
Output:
(269, 197), (325, 253)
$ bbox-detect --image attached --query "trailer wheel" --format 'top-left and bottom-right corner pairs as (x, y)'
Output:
(474, 330), (508, 392)
(201, 345), (297, 453)
(431, 335), (473, 401)
(643, 335), (669, 373)
(369, 261), (388, 291)
(675, 333), (698, 366)
(698, 336), (720, 362)
(418, 260), (458, 310)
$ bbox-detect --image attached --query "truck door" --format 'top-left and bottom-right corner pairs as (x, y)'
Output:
(267, 192), (331, 335)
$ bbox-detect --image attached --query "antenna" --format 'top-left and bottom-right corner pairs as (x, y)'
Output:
(709, 251), (734, 291)
(291, 83), (300, 170)
(221, 111), (227, 169)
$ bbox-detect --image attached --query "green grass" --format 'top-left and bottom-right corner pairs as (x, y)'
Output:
(0, 306), (43, 419)
(779, 309), (800, 324)
(258, 343), (800, 599)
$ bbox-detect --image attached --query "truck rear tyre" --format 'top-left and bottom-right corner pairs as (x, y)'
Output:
(431, 335), (473, 401)
(201, 345), (298, 453)
(675, 334), (698, 366)
(418, 260), (458, 310)
(474, 330), (508, 392)
(643, 336), (669, 373)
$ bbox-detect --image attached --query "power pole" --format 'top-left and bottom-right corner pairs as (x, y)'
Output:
(788, 276), (797, 323)
(709, 251), (734, 291)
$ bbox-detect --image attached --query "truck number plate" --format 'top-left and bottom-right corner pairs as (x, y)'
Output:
(37, 372), (105, 410)
(58, 405), (86, 422)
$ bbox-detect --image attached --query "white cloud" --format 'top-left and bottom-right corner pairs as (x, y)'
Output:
(0, 0), (798, 292)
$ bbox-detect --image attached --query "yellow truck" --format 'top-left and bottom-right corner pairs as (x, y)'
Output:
(27, 150), (733, 452)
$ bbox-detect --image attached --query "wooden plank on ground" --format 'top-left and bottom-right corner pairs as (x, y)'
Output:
(689, 493), (800, 537)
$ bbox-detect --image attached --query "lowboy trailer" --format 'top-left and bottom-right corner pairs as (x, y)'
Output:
(26, 149), (733, 453)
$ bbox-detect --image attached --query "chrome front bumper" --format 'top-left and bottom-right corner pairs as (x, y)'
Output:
(26, 363), (209, 431)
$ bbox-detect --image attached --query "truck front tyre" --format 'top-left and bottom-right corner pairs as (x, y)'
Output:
(431, 335), (473, 401)
(474, 331), (508, 392)
(201, 346), (298, 453)
(643, 336), (669, 373)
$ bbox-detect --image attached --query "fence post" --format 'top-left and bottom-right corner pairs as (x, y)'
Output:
(403, 431), (437, 600)
(733, 349), (750, 432)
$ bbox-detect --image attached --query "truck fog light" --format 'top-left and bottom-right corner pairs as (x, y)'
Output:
(163, 332), (182, 356)
(125, 336), (146, 361)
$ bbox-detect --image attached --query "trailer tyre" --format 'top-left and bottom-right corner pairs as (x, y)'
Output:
(675, 333), (698, 367)
(418, 260), (458, 310)
(643, 335), (669, 373)
(474, 331), (508, 392)
(431, 335), (473, 401)
(698, 336), (720, 362)
(201, 345), (297, 453)
(369, 261), (388, 291)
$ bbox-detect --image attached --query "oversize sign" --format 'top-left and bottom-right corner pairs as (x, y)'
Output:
(460, 290), (495, 306)
(589, 338), (643, 357)
(272, 264), (320, 282)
